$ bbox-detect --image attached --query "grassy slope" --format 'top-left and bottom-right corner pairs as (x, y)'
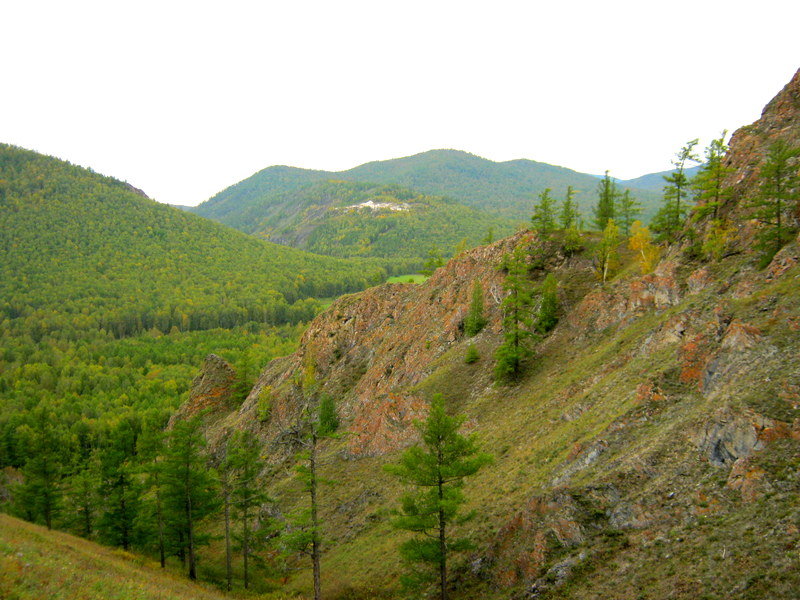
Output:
(244, 238), (800, 599)
(0, 513), (250, 600)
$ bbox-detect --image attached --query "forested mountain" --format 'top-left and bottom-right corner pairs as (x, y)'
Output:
(216, 179), (518, 260)
(191, 149), (663, 224)
(0, 144), (386, 340)
(619, 164), (703, 191)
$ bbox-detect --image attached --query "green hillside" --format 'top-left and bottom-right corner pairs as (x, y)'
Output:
(0, 513), (253, 600)
(619, 164), (703, 191)
(228, 180), (518, 260)
(0, 144), (385, 340)
(191, 149), (663, 225)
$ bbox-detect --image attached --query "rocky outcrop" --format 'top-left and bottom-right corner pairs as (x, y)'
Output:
(168, 354), (236, 428)
(720, 68), (800, 217)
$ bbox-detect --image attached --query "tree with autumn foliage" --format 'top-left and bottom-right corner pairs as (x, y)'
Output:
(628, 220), (660, 274)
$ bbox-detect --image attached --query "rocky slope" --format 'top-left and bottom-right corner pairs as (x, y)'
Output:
(185, 68), (800, 599)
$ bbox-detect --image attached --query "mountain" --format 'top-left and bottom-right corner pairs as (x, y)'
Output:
(219, 179), (518, 260)
(619, 164), (703, 191)
(190, 149), (665, 226)
(0, 144), (386, 339)
(183, 69), (800, 598)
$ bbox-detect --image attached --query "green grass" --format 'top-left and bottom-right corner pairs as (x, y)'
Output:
(385, 273), (428, 284)
(0, 513), (269, 600)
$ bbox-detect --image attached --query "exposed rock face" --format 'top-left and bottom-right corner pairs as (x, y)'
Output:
(721, 68), (800, 213)
(168, 354), (236, 428)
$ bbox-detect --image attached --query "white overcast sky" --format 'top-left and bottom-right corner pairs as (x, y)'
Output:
(2, 1), (798, 206)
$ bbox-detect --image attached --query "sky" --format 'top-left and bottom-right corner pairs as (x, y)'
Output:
(2, 0), (799, 207)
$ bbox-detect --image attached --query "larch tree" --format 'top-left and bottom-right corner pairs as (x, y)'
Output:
(616, 189), (641, 237)
(628, 220), (660, 274)
(532, 188), (557, 234)
(463, 280), (487, 337)
(748, 139), (800, 263)
(494, 245), (535, 382)
(652, 139), (700, 240)
(593, 171), (618, 230)
(692, 131), (733, 222)
(384, 394), (492, 600)
(162, 415), (220, 580)
(559, 185), (581, 231)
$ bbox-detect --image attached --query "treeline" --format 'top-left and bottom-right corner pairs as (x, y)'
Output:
(0, 144), (388, 339)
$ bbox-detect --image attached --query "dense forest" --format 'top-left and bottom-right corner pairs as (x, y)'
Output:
(0, 144), (390, 341)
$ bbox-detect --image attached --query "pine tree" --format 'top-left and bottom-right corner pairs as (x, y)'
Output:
(162, 416), (220, 580)
(421, 247), (445, 276)
(616, 190), (641, 237)
(748, 139), (800, 263)
(494, 246), (535, 382)
(593, 171), (618, 230)
(138, 429), (168, 569)
(531, 188), (557, 234)
(463, 280), (486, 337)
(692, 131), (733, 221)
(559, 186), (580, 231)
(652, 139), (700, 240)
(384, 394), (491, 600)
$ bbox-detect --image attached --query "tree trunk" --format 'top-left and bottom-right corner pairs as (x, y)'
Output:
(310, 432), (321, 600)
(243, 505), (250, 589)
(438, 449), (447, 600)
(224, 485), (232, 591)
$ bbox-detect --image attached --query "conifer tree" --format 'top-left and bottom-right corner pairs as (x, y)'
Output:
(15, 408), (65, 529)
(384, 394), (491, 600)
(138, 429), (168, 569)
(559, 186), (580, 231)
(616, 189), (641, 237)
(748, 139), (800, 263)
(692, 131), (733, 221)
(494, 246), (535, 381)
(280, 364), (340, 600)
(97, 416), (141, 550)
(222, 430), (271, 590)
(162, 415), (220, 580)
(593, 171), (618, 230)
(421, 247), (445, 276)
(535, 273), (559, 334)
(463, 280), (487, 337)
(652, 139), (700, 240)
(531, 188), (557, 234)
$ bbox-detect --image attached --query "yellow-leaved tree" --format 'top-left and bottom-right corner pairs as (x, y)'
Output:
(628, 220), (660, 274)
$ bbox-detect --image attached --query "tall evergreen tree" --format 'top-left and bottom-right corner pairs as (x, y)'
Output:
(384, 394), (491, 600)
(531, 188), (557, 234)
(463, 280), (487, 337)
(224, 429), (272, 590)
(748, 139), (800, 263)
(616, 189), (641, 237)
(559, 185), (580, 231)
(96, 416), (141, 550)
(138, 429), (168, 569)
(593, 171), (618, 230)
(280, 364), (340, 600)
(15, 407), (65, 529)
(652, 139), (700, 239)
(162, 416), (220, 580)
(494, 246), (535, 382)
(692, 131), (733, 221)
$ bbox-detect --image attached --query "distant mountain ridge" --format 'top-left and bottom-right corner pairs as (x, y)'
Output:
(190, 149), (666, 227)
(211, 179), (517, 261)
